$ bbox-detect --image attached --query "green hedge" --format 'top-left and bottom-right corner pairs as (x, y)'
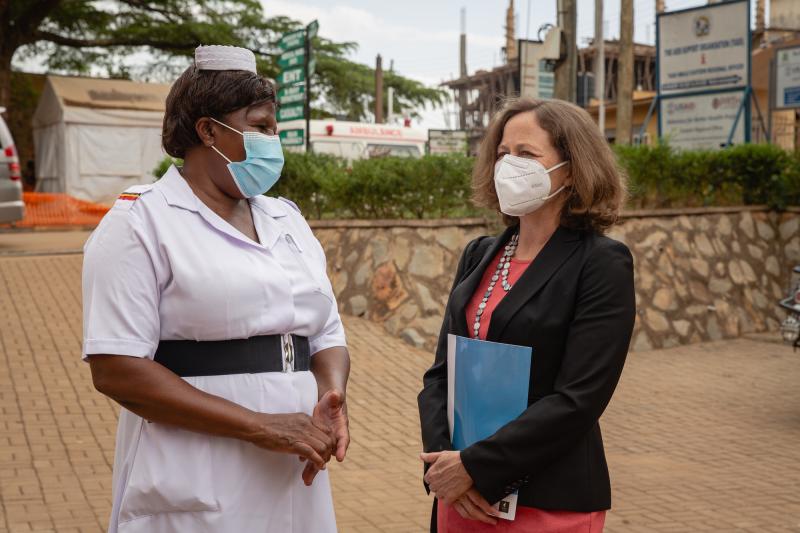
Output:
(270, 152), (480, 219)
(616, 143), (800, 210)
(153, 144), (800, 218)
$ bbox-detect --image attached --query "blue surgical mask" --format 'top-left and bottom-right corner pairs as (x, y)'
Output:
(210, 117), (285, 198)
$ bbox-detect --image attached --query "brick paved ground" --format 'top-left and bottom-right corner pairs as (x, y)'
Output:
(0, 252), (799, 532)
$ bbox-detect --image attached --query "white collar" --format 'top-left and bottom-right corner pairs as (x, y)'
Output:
(158, 165), (287, 219)
(157, 165), (287, 250)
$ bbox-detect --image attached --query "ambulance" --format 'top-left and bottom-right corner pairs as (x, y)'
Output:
(278, 119), (427, 162)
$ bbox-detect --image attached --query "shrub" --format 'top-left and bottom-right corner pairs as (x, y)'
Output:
(271, 152), (481, 219)
(615, 143), (800, 210)
(270, 152), (348, 219)
(152, 156), (182, 180)
(151, 143), (800, 218)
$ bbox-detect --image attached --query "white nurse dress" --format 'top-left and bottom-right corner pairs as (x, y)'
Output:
(82, 165), (346, 533)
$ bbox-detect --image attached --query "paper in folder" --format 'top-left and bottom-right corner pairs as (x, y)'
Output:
(447, 334), (532, 521)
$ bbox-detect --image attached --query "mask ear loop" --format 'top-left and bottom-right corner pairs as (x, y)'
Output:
(211, 145), (233, 163)
(537, 160), (571, 201)
(545, 160), (569, 173)
(210, 117), (244, 136)
(209, 117), (243, 164)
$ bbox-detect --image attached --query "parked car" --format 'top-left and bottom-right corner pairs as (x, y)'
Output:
(0, 107), (24, 225)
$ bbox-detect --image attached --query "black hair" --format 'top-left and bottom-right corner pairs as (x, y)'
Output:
(162, 65), (275, 158)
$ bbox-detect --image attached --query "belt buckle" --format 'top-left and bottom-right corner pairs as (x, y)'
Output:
(282, 334), (295, 373)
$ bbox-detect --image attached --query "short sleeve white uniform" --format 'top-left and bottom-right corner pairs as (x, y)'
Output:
(83, 165), (345, 533)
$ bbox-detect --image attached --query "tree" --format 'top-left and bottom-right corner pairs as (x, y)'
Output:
(315, 52), (446, 121)
(0, 1), (445, 120)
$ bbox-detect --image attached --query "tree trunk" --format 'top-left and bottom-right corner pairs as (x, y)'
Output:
(0, 51), (11, 110)
(617, 0), (634, 145)
(0, 0), (12, 110)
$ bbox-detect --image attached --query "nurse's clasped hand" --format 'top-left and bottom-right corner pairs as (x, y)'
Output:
(313, 389), (349, 462)
(247, 411), (336, 470)
(301, 389), (349, 486)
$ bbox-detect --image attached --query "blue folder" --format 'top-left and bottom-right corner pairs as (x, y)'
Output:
(447, 334), (532, 450)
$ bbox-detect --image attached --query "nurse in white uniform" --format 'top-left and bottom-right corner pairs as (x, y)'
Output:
(82, 45), (350, 533)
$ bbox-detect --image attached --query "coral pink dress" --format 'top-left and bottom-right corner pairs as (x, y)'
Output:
(437, 248), (606, 532)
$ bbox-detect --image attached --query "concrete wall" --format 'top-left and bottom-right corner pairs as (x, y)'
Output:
(310, 207), (798, 352)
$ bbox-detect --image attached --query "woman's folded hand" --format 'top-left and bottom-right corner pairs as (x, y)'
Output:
(421, 450), (473, 504)
(454, 488), (498, 525)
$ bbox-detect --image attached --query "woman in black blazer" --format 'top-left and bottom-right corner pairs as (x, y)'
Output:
(418, 97), (635, 532)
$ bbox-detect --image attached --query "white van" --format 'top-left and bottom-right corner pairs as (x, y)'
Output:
(279, 119), (427, 162)
(0, 107), (24, 225)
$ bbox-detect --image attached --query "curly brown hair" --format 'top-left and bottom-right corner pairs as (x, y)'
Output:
(472, 97), (626, 234)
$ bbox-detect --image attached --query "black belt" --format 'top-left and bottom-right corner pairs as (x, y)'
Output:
(153, 334), (310, 377)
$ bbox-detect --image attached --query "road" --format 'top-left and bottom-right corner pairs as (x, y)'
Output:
(0, 233), (799, 532)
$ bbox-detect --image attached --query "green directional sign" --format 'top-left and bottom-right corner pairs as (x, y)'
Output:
(278, 47), (305, 69)
(279, 129), (305, 146)
(277, 104), (304, 122)
(278, 84), (305, 105)
(276, 20), (319, 148)
(278, 29), (305, 52)
(277, 67), (305, 86)
(307, 20), (319, 40)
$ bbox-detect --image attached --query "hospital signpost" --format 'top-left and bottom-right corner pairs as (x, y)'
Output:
(640, 0), (757, 149)
(276, 20), (318, 152)
(279, 129), (305, 146)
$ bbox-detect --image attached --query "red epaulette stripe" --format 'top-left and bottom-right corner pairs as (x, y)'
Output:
(118, 193), (141, 201)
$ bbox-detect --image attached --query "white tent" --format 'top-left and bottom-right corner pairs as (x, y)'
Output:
(32, 75), (171, 204)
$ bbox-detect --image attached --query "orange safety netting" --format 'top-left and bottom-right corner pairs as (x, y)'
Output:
(8, 192), (110, 228)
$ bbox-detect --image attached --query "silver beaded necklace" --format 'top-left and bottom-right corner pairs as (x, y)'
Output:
(472, 233), (520, 339)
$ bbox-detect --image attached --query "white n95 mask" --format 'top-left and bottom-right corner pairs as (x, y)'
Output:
(493, 154), (569, 217)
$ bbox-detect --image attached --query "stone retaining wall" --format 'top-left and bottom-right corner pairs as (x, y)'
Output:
(311, 208), (797, 352)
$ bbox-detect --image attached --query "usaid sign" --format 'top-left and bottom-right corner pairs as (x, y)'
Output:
(660, 90), (746, 149)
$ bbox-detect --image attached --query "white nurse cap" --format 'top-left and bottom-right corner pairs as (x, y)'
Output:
(195, 45), (257, 74)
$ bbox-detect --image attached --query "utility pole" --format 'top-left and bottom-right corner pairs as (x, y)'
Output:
(375, 54), (383, 124)
(387, 86), (394, 123)
(304, 24), (312, 153)
(617, 0), (634, 144)
(755, 0), (765, 33)
(505, 0), (518, 63)
(459, 7), (467, 129)
(595, 0), (605, 134)
(554, 0), (577, 102)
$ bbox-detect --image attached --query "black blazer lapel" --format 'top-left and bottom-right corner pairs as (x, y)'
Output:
(486, 226), (583, 341)
(449, 225), (518, 338)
